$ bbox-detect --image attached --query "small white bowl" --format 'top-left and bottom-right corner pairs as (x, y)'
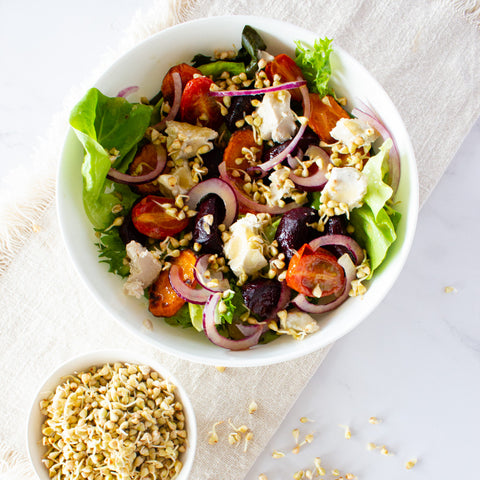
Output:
(27, 350), (197, 480)
(57, 15), (418, 367)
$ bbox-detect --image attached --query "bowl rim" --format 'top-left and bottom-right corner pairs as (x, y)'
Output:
(26, 349), (197, 480)
(56, 15), (419, 367)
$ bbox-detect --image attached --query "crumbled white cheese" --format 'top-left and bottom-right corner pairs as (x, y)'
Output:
(256, 91), (297, 143)
(258, 50), (275, 64)
(280, 309), (319, 334)
(157, 160), (196, 198)
(223, 213), (268, 278)
(123, 241), (162, 299)
(320, 167), (367, 211)
(330, 117), (378, 152)
(165, 121), (217, 161)
(266, 166), (296, 206)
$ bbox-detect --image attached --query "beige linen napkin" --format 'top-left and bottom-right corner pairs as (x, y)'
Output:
(1, 1), (479, 479)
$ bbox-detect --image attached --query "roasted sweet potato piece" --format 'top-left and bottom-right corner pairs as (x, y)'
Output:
(307, 94), (349, 142)
(149, 249), (197, 317)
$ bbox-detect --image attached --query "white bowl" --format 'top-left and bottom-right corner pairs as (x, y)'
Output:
(57, 16), (418, 367)
(27, 350), (197, 480)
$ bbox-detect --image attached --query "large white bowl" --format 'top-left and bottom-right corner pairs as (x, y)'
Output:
(57, 16), (418, 367)
(27, 350), (197, 480)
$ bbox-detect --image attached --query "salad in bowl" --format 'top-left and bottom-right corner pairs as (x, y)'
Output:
(58, 16), (417, 365)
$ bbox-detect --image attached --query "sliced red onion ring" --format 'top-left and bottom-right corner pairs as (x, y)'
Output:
(169, 264), (211, 305)
(286, 150), (304, 169)
(258, 84), (311, 172)
(106, 144), (166, 185)
(218, 162), (301, 215)
(351, 107), (400, 194)
(288, 157), (328, 192)
(153, 71), (182, 130)
(209, 80), (306, 97)
(186, 178), (238, 228)
(292, 253), (356, 314)
(309, 234), (364, 265)
(203, 293), (264, 350)
(117, 86), (139, 98)
(236, 322), (268, 337)
(194, 254), (230, 292)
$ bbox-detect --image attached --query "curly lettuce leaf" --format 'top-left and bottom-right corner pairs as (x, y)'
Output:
(95, 226), (130, 278)
(351, 139), (400, 274)
(69, 88), (152, 229)
(294, 37), (333, 97)
(164, 304), (193, 329)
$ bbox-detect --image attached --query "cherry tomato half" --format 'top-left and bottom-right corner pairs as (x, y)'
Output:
(265, 54), (305, 102)
(180, 76), (222, 129)
(131, 195), (189, 240)
(286, 244), (345, 297)
(161, 63), (202, 105)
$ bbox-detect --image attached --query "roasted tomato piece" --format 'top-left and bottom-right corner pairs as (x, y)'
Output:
(307, 94), (349, 142)
(265, 54), (305, 102)
(149, 249), (197, 317)
(286, 244), (345, 297)
(131, 195), (189, 240)
(180, 76), (222, 129)
(127, 143), (161, 195)
(161, 63), (202, 105)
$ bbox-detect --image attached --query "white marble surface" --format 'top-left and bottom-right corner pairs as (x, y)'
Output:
(1, 2), (479, 479)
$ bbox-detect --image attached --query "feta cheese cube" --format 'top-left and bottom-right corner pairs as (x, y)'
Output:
(256, 90), (297, 143)
(223, 213), (268, 277)
(158, 160), (196, 198)
(280, 309), (319, 334)
(165, 121), (217, 161)
(330, 117), (378, 151)
(124, 241), (162, 299)
(320, 167), (367, 211)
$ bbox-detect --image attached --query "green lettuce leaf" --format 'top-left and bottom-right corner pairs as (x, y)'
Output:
(294, 37), (333, 97)
(350, 205), (397, 273)
(362, 139), (394, 219)
(95, 226), (130, 278)
(69, 88), (152, 229)
(350, 139), (400, 274)
(164, 304), (193, 329)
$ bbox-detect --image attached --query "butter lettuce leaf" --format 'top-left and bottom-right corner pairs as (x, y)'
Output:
(362, 139), (394, 219)
(350, 205), (397, 273)
(351, 139), (400, 275)
(69, 88), (152, 229)
(294, 37), (333, 97)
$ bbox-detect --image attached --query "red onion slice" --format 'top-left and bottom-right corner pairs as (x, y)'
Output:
(209, 80), (306, 97)
(351, 107), (400, 194)
(153, 71), (182, 130)
(288, 159), (328, 192)
(286, 150), (304, 169)
(117, 86), (139, 98)
(292, 253), (356, 314)
(218, 162), (301, 215)
(106, 144), (166, 185)
(186, 178), (238, 228)
(194, 254), (230, 292)
(236, 322), (268, 337)
(169, 264), (212, 305)
(309, 234), (364, 265)
(258, 84), (311, 172)
(203, 293), (264, 350)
